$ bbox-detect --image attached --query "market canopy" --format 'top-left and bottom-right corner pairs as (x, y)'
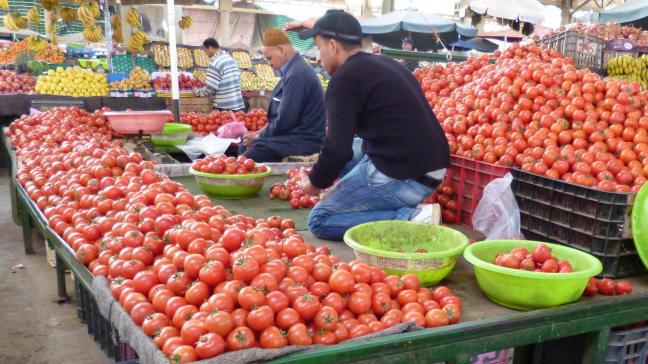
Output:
(467, 0), (545, 25)
(598, 0), (648, 27)
(360, 10), (477, 52)
(450, 36), (499, 52)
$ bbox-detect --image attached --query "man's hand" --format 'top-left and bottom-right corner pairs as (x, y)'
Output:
(299, 168), (320, 196)
(243, 130), (259, 147)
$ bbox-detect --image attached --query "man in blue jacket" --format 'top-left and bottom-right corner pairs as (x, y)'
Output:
(241, 29), (326, 162)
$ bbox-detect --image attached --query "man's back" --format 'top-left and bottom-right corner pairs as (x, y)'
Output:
(207, 52), (244, 110)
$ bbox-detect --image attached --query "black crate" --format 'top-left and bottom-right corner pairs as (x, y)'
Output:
(606, 324), (648, 364)
(511, 169), (645, 278)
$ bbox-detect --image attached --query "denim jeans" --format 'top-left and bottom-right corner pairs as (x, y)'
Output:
(308, 138), (435, 240)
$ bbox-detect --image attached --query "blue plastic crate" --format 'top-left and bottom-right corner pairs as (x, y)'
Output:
(606, 324), (648, 364)
(107, 73), (128, 83)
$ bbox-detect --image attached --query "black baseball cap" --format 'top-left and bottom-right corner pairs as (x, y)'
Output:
(402, 36), (414, 45)
(299, 10), (363, 45)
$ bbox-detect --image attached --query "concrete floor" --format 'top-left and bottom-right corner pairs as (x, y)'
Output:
(0, 168), (110, 364)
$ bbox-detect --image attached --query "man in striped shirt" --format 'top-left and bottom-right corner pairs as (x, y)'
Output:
(195, 38), (245, 111)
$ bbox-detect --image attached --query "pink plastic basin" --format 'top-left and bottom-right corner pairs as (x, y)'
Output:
(104, 110), (172, 135)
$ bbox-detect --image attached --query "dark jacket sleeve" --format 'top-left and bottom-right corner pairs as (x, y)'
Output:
(263, 73), (305, 137)
(308, 76), (362, 189)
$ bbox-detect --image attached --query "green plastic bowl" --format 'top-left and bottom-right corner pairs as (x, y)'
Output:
(152, 123), (192, 147)
(632, 183), (648, 271)
(464, 240), (603, 311)
(189, 166), (271, 199)
(343, 221), (469, 286)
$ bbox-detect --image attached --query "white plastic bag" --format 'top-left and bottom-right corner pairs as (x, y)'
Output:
(175, 134), (240, 160)
(472, 173), (524, 240)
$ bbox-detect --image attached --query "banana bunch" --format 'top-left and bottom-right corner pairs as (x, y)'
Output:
(127, 30), (149, 53)
(0, 0), (8, 10)
(26, 36), (47, 52)
(178, 16), (192, 30)
(83, 24), (103, 42)
(40, 0), (58, 11)
(111, 15), (123, 43)
(77, 1), (99, 26)
(126, 8), (140, 28)
(61, 7), (78, 22)
(607, 55), (648, 90)
(4, 12), (21, 31)
(27, 6), (40, 26)
(16, 15), (28, 29)
(46, 14), (57, 34)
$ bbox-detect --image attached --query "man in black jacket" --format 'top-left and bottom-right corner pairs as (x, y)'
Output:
(241, 28), (326, 162)
(299, 10), (450, 240)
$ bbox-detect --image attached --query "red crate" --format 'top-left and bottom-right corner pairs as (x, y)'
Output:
(446, 155), (511, 227)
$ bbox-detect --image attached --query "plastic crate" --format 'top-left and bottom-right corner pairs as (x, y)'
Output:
(112, 54), (133, 74)
(603, 50), (640, 68)
(606, 324), (648, 364)
(541, 31), (604, 70)
(446, 155), (511, 227)
(133, 55), (155, 74)
(511, 169), (645, 278)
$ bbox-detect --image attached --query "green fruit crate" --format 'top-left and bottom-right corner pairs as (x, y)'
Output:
(112, 54), (133, 74)
(133, 55), (155, 74)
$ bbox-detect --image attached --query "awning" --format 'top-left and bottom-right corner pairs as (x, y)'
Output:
(467, 0), (546, 25)
(451, 36), (499, 52)
(361, 10), (477, 37)
(598, 0), (648, 25)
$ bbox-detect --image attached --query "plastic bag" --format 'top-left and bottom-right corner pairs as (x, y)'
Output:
(175, 134), (239, 160)
(217, 121), (248, 139)
(472, 173), (524, 240)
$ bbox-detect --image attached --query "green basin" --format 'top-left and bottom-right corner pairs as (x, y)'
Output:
(464, 240), (603, 311)
(189, 167), (271, 199)
(633, 183), (648, 271)
(151, 123), (192, 147)
(343, 221), (469, 286)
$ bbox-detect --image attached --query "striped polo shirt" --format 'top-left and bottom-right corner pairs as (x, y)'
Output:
(204, 51), (244, 111)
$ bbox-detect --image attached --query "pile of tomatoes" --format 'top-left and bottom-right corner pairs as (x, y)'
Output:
(416, 43), (648, 192)
(269, 168), (320, 209)
(192, 155), (268, 175)
(9, 108), (463, 363)
(423, 183), (460, 223)
(177, 109), (268, 134)
(584, 277), (632, 296)
(493, 243), (574, 273)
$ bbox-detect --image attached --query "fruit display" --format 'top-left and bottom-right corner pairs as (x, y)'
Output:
(36, 66), (108, 96)
(110, 67), (151, 91)
(254, 63), (275, 80)
(178, 15), (192, 30)
(423, 184), (459, 223)
(127, 30), (150, 54)
(0, 39), (65, 64)
(269, 168), (320, 209)
(232, 50), (252, 69)
(241, 71), (278, 91)
(192, 69), (206, 82)
(152, 73), (204, 92)
(415, 42), (648, 192)
(492, 243), (574, 273)
(178, 47), (193, 69)
(153, 43), (170, 68)
(192, 155), (268, 175)
(583, 277), (633, 296)
(537, 23), (648, 46)
(178, 109), (268, 134)
(0, 70), (36, 94)
(606, 55), (648, 90)
(193, 49), (210, 68)
(8, 107), (463, 361)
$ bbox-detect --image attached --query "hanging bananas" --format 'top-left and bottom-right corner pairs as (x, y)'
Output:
(83, 24), (103, 42)
(40, 0), (59, 11)
(26, 36), (48, 52)
(3, 12), (20, 31)
(126, 8), (140, 28)
(111, 15), (123, 43)
(60, 7), (78, 22)
(77, 1), (99, 26)
(16, 15), (28, 29)
(178, 16), (192, 30)
(0, 0), (9, 10)
(27, 6), (41, 26)
(127, 30), (149, 53)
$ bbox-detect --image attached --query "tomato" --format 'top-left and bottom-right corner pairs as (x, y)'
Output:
(142, 312), (170, 336)
(349, 323), (371, 338)
(183, 254), (206, 280)
(237, 286), (266, 311)
(532, 243), (552, 264)
(583, 277), (598, 296)
(165, 296), (189, 318)
(399, 274), (420, 291)
(287, 323), (312, 345)
(432, 286), (452, 303)
(260, 326), (288, 349)
(322, 292), (345, 314)
(185, 281), (210, 306)
(442, 303), (461, 324)
(220, 227), (246, 252)
(397, 289), (419, 306)
(198, 260), (226, 287)
(172, 305), (199, 329)
(265, 291), (290, 313)
(425, 308), (450, 328)
(170, 345), (198, 363)
(180, 319), (208, 345)
(232, 254), (260, 283)
(293, 293), (321, 320)
(247, 305), (275, 332)
(154, 326), (179, 349)
(226, 326), (256, 351)
(597, 278), (615, 296)
(329, 269), (355, 294)
(350, 263), (372, 284)
(230, 308), (249, 328)
(167, 272), (191, 296)
(314, 306), (339, 331)
(195, 333), (225, 359)
(348, 291), (372, 315)
(208, 292), (235, 312)
(121, 259), (146, 279)
(204, 310), (234, 337)
(130, 301), (156, 326)
(402, 311), (426, 327)
(162, 336), (185, 357)
(614, 280), (632, 295)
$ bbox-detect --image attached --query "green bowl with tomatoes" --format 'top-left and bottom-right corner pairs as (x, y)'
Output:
(343, 221), (469, 286)
(189, 166), (271, 199)
(463, 240), (603, 311)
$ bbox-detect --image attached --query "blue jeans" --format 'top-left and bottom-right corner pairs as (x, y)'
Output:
(308, 138), (434, 240)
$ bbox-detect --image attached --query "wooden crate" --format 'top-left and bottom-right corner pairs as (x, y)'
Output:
(165, 97), (212, 113)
